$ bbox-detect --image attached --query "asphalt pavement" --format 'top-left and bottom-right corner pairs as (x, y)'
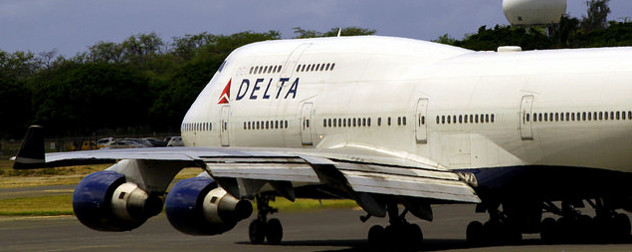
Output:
(1, 203), (632, 251)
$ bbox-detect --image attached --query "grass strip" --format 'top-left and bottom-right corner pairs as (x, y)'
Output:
(0, 195), (74, 216)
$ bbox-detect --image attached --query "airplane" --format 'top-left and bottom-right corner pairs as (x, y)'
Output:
(13, 35), (632, 248)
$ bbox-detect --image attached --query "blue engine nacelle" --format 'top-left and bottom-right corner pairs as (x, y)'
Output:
(165, 177), (253, 235)
(72, 171), (163, 231)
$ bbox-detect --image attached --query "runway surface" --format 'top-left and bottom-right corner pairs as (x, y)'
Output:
(2, 204), (632, 251)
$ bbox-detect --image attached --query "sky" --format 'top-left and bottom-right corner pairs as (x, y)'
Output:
(1, 0), (631, 57)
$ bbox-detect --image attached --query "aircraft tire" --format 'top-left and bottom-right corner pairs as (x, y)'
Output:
(367, 225), (385, 247)
(407, 223), (423, 249)
(249, 219), (266, 244)
(266, 218), (283, 245)
(466, 221), (484, 245)
(540, 217), (558, 244)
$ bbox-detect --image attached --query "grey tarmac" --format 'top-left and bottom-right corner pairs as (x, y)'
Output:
(1, 204), (632, 251)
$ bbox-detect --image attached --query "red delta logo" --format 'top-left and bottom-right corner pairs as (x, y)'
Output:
(218, 77), (300, 104)
(218, 79), (231, 104)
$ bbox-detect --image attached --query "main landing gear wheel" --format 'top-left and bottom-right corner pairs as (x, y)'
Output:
(249, 219), (266, 244)
(539, 199), (632, 244)
(248, 218), (283, 245)
(266, 218), (283, 245)
(248, 194), (283, 245)
(366, 203), (423, 249)
(466, 205), (522, 246)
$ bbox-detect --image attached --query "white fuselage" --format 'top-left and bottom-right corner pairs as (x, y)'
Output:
(181, 36), (632, 174)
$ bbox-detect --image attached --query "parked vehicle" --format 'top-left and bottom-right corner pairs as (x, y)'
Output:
(96, 137), (115, 149)
(106, 139), (148, 149)
(80, 141), (97, 150)
(143, 137), (167, 147)
(166, 136), (183, 147)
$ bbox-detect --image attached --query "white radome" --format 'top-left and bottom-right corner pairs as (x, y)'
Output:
(502, 0), (566, 25)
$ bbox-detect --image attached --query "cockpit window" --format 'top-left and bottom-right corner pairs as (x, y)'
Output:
(218, 60), (227, 72)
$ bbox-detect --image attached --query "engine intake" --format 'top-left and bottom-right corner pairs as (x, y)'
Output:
(72, 170), (163, 231)
(165, 176), (252, 235)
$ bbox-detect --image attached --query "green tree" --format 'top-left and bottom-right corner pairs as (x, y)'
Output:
(433, 34), (458, 45)
(454, 25), (553, 51)
(31, 62), (151, 136)
(293, 26), (376, 38)
(581, 0), (611, 33)
(0, 73), (32, 138)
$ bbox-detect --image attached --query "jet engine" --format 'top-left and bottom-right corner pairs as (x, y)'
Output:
(72, 170), (164, 231)
(165, 176), (253, 235)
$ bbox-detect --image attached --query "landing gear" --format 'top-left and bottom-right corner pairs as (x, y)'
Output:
(366, 202), (423, 249)
(466, 204), (522, 246)
(540, 199), (631, 244)
(248, 194), (283, 245)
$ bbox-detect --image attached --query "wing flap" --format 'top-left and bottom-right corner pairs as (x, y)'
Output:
(203, 157), (320, 183)
(340, 170), (479, 203)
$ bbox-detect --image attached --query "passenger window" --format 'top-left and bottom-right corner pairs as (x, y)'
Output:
(399, 117), (403, 125)
(323, 119), (327, 127)
(353, 118), (357, 127)
(403, 117), (407, 125)
(326, 63), (331, 71)
(250, 67), (254, 74)
(328, 119), (332, 127)
(486, 114), (490, 123)
(301, 65), (306, 72)
(330, 63), (335, 70)
(368, 118), (371, 127)
(491, 114), (495, 123)
(459, 115), (463, 123)
(379, 117), (383, 126)
(436, 116), (439, 124)
(388, 117), (392, 126)
(362, 118), (366, 126)
(297, 65), (302, 72)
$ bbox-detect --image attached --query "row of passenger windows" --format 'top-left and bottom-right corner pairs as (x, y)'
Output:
(296, 63), (335, 72)
(249, 65), (282, 75)
(526, 111), (632, 122)
(436, 114), (495, 124)
(244, 120), (289, 130)
(182, 122), (212, 132)
(322, 116), (408, 128)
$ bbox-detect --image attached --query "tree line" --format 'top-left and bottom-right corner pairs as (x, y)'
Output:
(435, 0), (631, 51)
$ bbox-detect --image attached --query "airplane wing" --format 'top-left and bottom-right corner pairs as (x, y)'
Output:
(13, 127), (479, 206)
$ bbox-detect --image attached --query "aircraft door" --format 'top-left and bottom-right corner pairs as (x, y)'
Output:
(520, 95), (534, 140)
(300, 103), (313, 146)
(415, 98), (429, 144)
(220, 105), (230, 146)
